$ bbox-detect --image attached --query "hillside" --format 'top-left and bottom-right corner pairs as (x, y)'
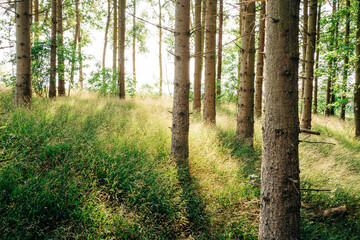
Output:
(0, 89), (359, 239)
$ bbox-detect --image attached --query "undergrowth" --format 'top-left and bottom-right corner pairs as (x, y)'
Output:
(0, 88), (359, 239)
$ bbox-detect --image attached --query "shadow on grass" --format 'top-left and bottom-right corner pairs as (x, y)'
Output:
(175, 159), (211, 239)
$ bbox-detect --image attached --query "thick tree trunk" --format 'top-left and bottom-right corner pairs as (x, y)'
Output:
(203, 0), (217, 124)
(118, 0), (126, 98)
(15, 0), (32, 105)
(49, 0), (57, 98)
(340, 0), (350, 120)
(57, 0), (65, 96)
(236, 1), (255, 142)
(171, 0), (190, 162)
(313, 2), (321, 114)
(132, 0), (136, 92)
(301, 0), (308, 99)
(259, 0), (300, 239)
(301, 0), (317, 130)
(113, 0), (118, 72)
(354, 0), (360, 137)
(254, 1), (265, 118)
(193, 0), (202, 112)
(159, 0), (163, 96)
(216, 0), (223, 100)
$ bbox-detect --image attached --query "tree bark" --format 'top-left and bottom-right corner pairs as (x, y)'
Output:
(49, 0), (57, 98)
(171, 0), (190, 162)
(103, 0), (111, 71)
(132, 0), (136, 92)
(216, 0), (223, 100)
(113, 0), (118, 72)
(203, 0), (217, 124)
(354, 0), (360, 137)
(301, 0), (308, 99)
(193, 0), (202, 112)
(301, 0), (317, 130)
(118, 0), (126, 99)
(159, 0), (163, 96)
(236, 1), (255, 142)
(313, 2), (321, 114)
(340, 0), (350, 120)
(78, 3), (83, 89)
(254, 1), (265, 118)
(15, 0), (32, 105)
(259, 0), (300, 239)
(57, 0), (65, 96)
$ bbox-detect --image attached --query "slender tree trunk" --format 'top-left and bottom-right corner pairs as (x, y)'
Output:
(203, 0), (217, 124)
(78, 4), (83, 89)
(255, 1), (265, 118)
(313, 2), (321, 114)
(193, 0), (202, 112)
(118, 0), (126, 98)
(15, 0), (32, 105)
(159, 0), (163, 96)
(49, 0), (57, 98)
(103, 0), (111, 71)
(301, 0), (317, 130)
(216, 0), (223, 100)
(57, 0), (65, 96)
(132, 0), (136, 92)
(237, 0), (242, 98)
(171, 0), (190, 162)
(354, 0), (360, 137)
(236, 1), (255, 143)
(301, 0), (308, 99)
(69, 0), (80, 96)
(340, 0), (350, 120)
(113, 0), (118, 73)
(259, 0), (300, 238)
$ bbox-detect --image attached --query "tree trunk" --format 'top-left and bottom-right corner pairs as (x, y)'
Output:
(132, 0), (136, 92)
(301, 0), (317, 130)
(57, 0), (65, 96)
(254, 1), (265, 118)
(301, 0), (308, 99)
(340, 0), (350, 120)
(103, 0), (111, 71)
(49, 0), (57, 98)
(159, 0), (163, 96)
(203, 0), (217, 124)
(354, 0), (360, 137)
(69, 0), (80, 96)
(236, 1), (255, 143)
(78, 3), (83, 89)
(171, 0), (190, 162)
(118, 0), (126, 99)
(313, 2), (321, 114)
(113, 0), (118, 75)
(14, 0), (32, 105)
(216, 0), (223, 100)
(259, 0), (300, 238)
(193, 0), (202, 112)
(237, 0), (242, 99)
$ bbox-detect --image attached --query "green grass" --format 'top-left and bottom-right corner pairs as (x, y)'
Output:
(0, 87), (359, 239)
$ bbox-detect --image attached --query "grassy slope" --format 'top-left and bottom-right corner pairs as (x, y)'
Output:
(0, 88), (358, 239)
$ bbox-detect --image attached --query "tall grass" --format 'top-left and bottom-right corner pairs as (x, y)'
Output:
(0, 88), (358, 239)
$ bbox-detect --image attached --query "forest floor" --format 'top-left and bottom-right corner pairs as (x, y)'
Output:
(0, 88), (359, 239)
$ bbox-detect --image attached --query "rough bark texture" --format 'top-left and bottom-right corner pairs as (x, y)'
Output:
(118, 0), (126, 99)
(57, 0), (65, 96)
(301, 0), (317, 130)
(132, 0), (136, 91)
(259, 0), (301, 239)
(340, 0), (350, 120)
(159, 0), (163, 96)
(193, 0), (202, 112)
(113, 0), (118, 71)
(236, 1), (255, 142)
(313, 2), (321, 114)
(216, 0), (223, 99)
(15, 0), (32, 105)
(254, 1), (265, 118)
(203, 0), (217, 124)
(301, 0), (308, 99)
(171, 0), (190, 162)
(355, 0), (360, 137)
(49, 0), (57, 98)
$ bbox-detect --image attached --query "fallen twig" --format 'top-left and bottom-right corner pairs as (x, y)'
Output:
(300, 188), (331, 192)
(299, 140), (335, 145)
(300, 129), (321, 135)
